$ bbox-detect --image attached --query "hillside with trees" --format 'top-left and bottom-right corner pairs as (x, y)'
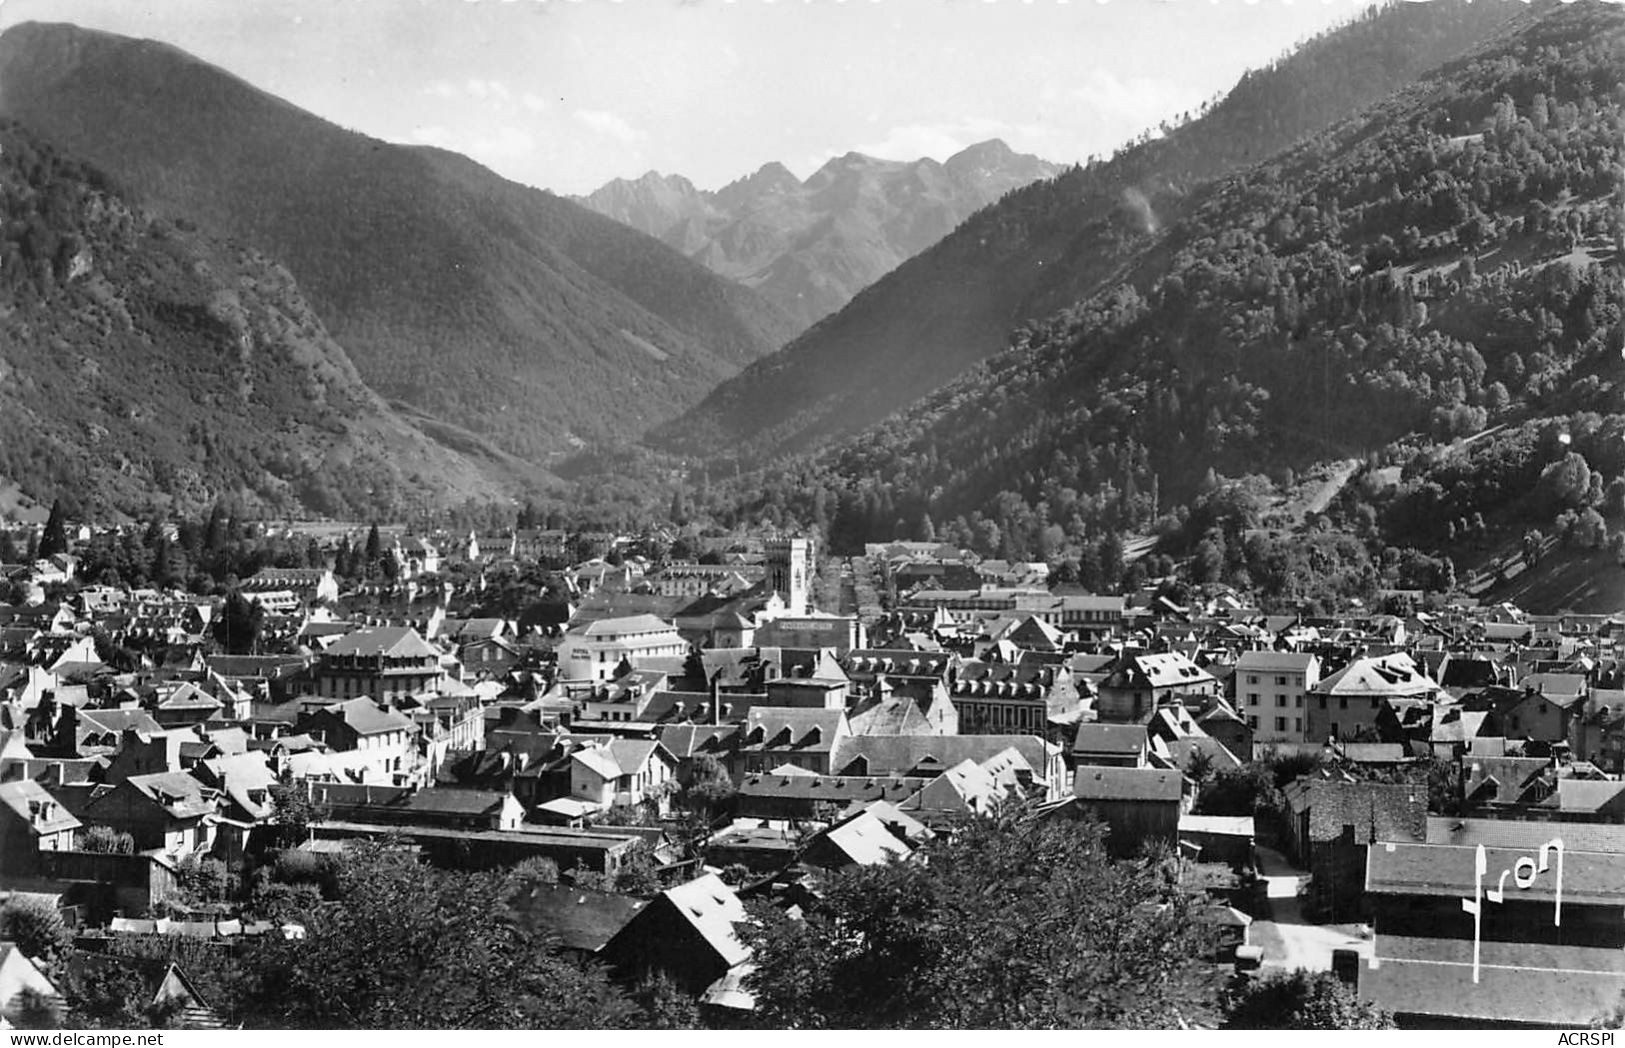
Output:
(0, 21), (798, 463)
(711, 0), (1622, 612)
(0, 120), (533, 520)
(651, 0), (1528, 462)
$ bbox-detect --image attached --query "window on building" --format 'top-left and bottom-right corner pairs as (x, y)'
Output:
(1276, 676), (1288, 686)
(1247, 675), (1259, 685)
(1247, 716), (1258, 729)
(1276, 695), (1286, 707)
(1295, 696), (1303, 707)
(1274, 717), (1287, 732)
(1339, 697), (1348, 710)
(1248, 693), (1259, 705)
(1294, 718), (1301, 733)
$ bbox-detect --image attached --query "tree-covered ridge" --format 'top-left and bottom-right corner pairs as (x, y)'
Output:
(729, 0), (1623, 572)
(653, 0), (1528, 461)
(0, 120), (523, 520)
(0, 22), (797, 464)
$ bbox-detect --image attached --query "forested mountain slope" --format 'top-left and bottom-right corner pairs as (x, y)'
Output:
(0, 121), (519, 519)
(653, 0), (1529, 461)
(0, 22), (798, 461)
(731, 0), (1623, 588)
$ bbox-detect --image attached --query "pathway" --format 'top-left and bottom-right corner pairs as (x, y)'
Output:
(1249, 845), (1372, 973)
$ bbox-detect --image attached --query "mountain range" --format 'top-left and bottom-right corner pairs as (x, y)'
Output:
(651, 0), (1530, 463)
(0, 21), (798, 465)
(574, 141), (1062, 333)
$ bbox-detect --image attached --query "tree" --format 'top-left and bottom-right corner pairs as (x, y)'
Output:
(1523, 529), (1546, 568)
(631, 972), (701, 1029)
(202, 504), (229, 555)
(172, 855), (230, 906)
(79, 825), (135, 854)
(1185, 747), (1216, 787)
(678, 754), (736, 823)
(267, 776), (327, 849)
(228, 842), (638, 1028)
(0, 896), (72, 967)
(742, 807), (1224, 1028)
(38, 498), (69, 559)
(213, 591), (265, 655)
(1539, 452), (1593, 510)
(363, 523), (382, 566)
(150, 539), (178, 588)
(63, 959), (186, 1030)
(1225, 970), (1393, 1029)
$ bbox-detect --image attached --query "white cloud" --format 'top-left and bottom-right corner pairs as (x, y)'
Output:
(520, 92), (550, 113)
(408, 125), (455, 147)
(467, 126), (537, 161)
(402, 124), (534, 164)
(1065, 68), (1202, 148)
(422, 80), (460, 99)
(467, 78), (512, 102)
(574, 108), (645, 145)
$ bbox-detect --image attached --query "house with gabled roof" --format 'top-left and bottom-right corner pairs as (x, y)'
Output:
(800, 801), (928, 870)
(948, 657), (1077, 736)
(568, 739), (678, 813)
(63, 952), (222, 1028)
(295, 698), (416, 781)
(832, 733), (1064, 797)
(839, 649), (958, 705)
(508, 882), (647, 959)
(738, 707), (849, 776)
(1072, 723), (1151, 769)
(0, 940), (60, 1026)
(900, 747), (1038, 824)
(1069, 766), (1189, 855)
(82, 772), (219, 856)
(1499, 673), (1588, 744)
(0, 779), (80, 883)
(1095, 651), (1218, 724)
(1306, 652), (1440, 744)
(847, 684), (958, 737)
(311, 626), (443, 702)
(600, 873), (753, 1003)
(733, 771), (924, 821)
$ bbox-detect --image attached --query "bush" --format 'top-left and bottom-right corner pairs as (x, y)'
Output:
(1225, 970), (1393, 1029)
(79, 825), (135, 854)
(0, 897), (73, 966)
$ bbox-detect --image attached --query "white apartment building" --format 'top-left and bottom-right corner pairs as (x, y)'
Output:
(558, 614), (688, 683)
(1234, 650), (1321, 745)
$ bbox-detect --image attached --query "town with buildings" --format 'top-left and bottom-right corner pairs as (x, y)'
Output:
(0, 515), (1621, 1029)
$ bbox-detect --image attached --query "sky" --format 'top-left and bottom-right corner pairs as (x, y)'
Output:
(0, 0), (1384, 195)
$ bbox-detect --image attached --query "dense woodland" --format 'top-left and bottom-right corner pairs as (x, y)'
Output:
(652, 0), (1529, 460)
(701, 1), (1625, 610)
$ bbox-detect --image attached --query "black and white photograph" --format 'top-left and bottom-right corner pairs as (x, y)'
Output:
(0, 0), (1620, 1032)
